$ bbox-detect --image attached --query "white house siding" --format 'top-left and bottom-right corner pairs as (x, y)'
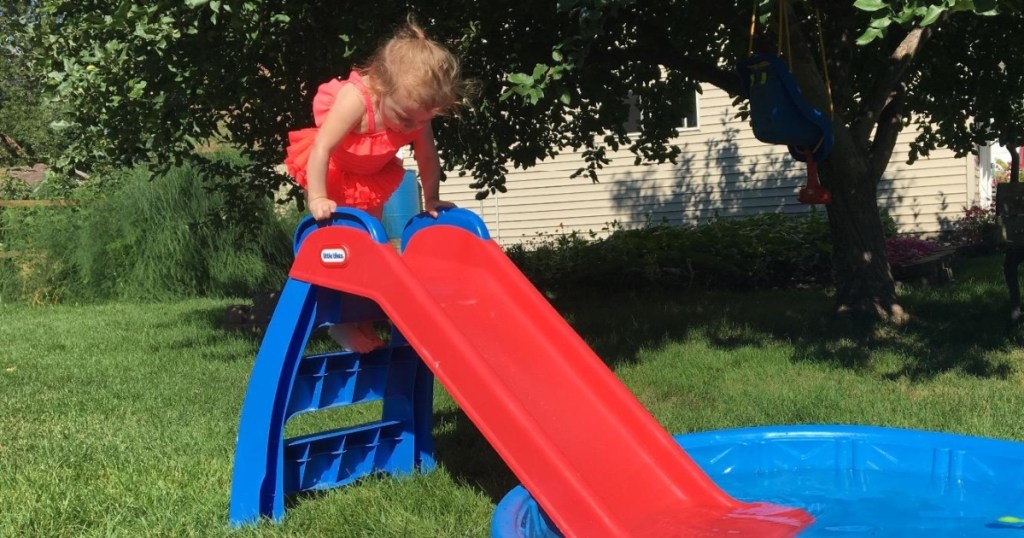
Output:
(407, 84), (975, 245)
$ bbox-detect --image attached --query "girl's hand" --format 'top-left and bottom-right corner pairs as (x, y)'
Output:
(309, 196), (338, 221)
(424, 198), (456, 218)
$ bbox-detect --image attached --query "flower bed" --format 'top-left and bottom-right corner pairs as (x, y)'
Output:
(886, 236), (939, 266)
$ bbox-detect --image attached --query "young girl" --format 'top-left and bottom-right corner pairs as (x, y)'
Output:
(284, 19), (466, 353)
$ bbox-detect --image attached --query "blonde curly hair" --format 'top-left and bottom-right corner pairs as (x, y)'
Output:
(361, 17), (467, 116)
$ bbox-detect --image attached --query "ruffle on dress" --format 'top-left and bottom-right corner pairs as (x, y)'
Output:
(284, 127), (408, 210)
(284, 127), (317, 187)
(283, 72), (421, 211)
(312, 79), (346, 127)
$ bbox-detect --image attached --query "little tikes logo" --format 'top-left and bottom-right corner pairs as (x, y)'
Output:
(320, 247), (349, 266)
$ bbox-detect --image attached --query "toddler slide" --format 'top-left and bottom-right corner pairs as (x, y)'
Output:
(289, 220), (812, 537)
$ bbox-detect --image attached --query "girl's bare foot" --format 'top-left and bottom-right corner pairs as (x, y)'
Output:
(328, 322), (384, 353)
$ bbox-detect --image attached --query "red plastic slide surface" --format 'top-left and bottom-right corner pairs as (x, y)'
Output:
(290, 224), (812, 537)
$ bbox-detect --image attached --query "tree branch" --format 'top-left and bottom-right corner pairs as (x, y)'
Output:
(1, 133), (26, 158)
(869, 86), (904, 180)
(628, 20), (742, 95)
(582, 37), (740, 97)
(656, 53), (742, 96)
(851, 27), (932, 145)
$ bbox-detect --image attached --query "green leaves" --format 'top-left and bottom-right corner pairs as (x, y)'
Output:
(856, 27), (885, 45)
(0, 2), (61, 166)
(919, 4), (945, 25)
(506, 72), (534, 86)
(501, 55), (571, 106)
(22, 0), (327, 193)
(20, 0), (1023, 209)
(501, 72), (543, 104)
(853, 0), (888, 12)
(853, 0), (1002, 44)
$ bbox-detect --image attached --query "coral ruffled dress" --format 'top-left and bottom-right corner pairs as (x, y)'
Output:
(284, 71), (420, 211)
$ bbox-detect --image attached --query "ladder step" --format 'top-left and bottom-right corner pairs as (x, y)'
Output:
(283, 420), (414, 494)
(285, 345), (416, 419)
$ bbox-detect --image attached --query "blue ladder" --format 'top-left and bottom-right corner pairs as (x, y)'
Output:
(228, 209), (436, 526)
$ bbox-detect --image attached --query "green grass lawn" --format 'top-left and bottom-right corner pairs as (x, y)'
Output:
(3, 254), (1024, 537)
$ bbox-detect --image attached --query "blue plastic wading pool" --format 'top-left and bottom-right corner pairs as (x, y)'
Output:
(491, 425), (1024, 537)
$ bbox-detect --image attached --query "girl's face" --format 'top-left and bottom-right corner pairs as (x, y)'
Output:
(380, 94), (434, 133)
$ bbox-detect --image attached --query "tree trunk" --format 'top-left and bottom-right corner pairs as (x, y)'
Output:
(820, 131), (905, 322)
(779, 10), (907, 323)
(1011, 144), (1021, 184)
(1, 133), (26, 159)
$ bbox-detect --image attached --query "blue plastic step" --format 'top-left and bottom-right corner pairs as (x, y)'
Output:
(283, 420), (413, 494)
(285, 344), (417, 419)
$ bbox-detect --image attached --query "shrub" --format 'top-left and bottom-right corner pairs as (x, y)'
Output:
(885, 236), (938, 266)
(0, 155), (296, 303)
(950, 205), (997, 246)
(507, 211), (833, 292)
(880, 208), (899, 238)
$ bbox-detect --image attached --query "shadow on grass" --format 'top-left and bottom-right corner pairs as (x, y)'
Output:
(162, 304), (353, 362)
(135, 304), (264, 363)
(550, 254), (1022, 382)
(431, 408), (519, 504)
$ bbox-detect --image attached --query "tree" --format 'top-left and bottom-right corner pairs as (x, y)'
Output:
(902, 6), (1024, 184)
(0, 1), (59, 166)
(25, 0), (1022, 318)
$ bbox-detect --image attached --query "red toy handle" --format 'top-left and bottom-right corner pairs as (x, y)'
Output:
(798, 151), (831, 204)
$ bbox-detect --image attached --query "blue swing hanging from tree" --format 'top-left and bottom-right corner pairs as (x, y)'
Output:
(737, 0), (834, 204)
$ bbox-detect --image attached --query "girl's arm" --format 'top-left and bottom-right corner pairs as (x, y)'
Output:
(412, 123), (456, 218)
(306, 84), (365, 220)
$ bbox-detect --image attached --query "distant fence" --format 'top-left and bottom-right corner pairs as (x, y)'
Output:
(0, 199), (77, 208)
(0, 199), (78, 259)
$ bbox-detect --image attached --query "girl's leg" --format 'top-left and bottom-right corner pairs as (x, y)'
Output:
(328, 323), (384, 353)
(328, 203), (388, 353)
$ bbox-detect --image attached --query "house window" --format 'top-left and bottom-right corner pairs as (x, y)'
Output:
(624, 89), (700, 133)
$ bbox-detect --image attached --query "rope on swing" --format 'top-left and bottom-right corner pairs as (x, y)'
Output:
(747, 0), (835, 204)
